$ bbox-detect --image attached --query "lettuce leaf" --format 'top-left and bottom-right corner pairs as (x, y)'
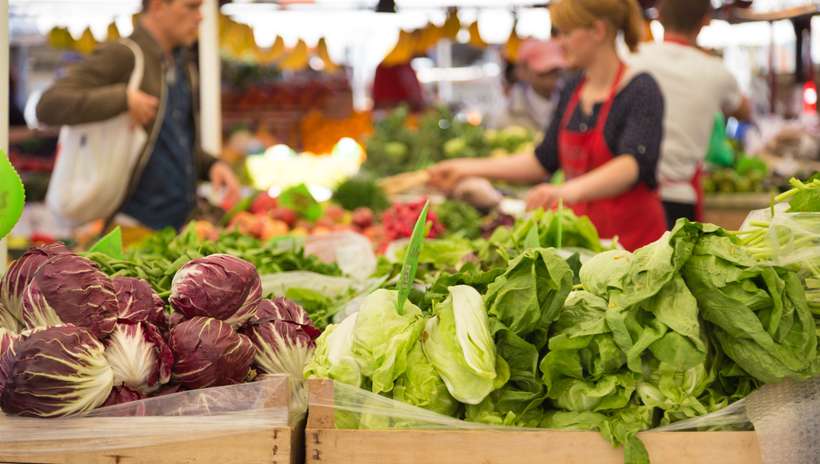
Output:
(351, 290), (425, 394)
(485, 248), (572, 337)
(423, 286), (499, 405)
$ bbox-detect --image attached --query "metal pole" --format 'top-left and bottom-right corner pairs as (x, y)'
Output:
(199, 0), (222, 155)
(1, 0), (10, 273)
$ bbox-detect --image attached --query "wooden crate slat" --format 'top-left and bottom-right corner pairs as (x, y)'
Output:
(305, 379), (763, 464)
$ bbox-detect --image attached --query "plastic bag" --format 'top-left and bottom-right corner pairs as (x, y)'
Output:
(305, 232), (377, 280)
(310, 380), (506, 430)
(744, 377), (819, 464)
(261, 271), (357, 299)
(0, 376), (290, 455)
(740, 209), (820, 311)
(261, 271), (388, 325)
(706, 112), (734, 167)
(740, 208), (820, 267)
(46, 39), (148, 226)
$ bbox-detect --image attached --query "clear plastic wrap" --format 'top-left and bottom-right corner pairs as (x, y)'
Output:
(312, 380), (506, 430)
(261, 271), (357, 299)
(740, 209), (820, 267)
(310, 377), (820, 464)
(0, 376), (291, 455)
(745, 377), (820, 464)
(304, 232), (377, 280)
(740, 208), (820, 314)
(260, 271), (387, 325)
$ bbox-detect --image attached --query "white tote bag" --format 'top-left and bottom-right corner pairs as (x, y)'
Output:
(46, 39), (149, 226)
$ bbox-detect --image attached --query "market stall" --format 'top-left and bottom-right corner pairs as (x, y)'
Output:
(1, 0), (819, 463)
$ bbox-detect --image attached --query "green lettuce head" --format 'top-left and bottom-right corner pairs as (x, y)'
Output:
(484, 248), (572, 338)
(423, 285), (498, 405)
(351, 289), (425, 394)
(392, 343), (459, 417)
(303, 312), (362, 388)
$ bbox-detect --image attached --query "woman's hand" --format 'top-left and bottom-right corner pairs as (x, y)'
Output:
(427, 159), (477, 193)
(525, 182), (582, 211)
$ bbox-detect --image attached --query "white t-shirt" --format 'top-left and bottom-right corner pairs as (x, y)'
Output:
(629, 42), (743, 204)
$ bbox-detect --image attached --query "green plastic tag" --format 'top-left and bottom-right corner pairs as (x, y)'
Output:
(396, 200), (430, 315)
(88, 226), (125, 259)
(0, 150), (25, 240)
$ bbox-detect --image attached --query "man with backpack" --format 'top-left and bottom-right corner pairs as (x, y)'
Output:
(37, 0), (240, 230)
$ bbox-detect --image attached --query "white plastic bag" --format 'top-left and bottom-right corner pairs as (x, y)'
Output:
(304, 232), (377, 280)
(46, 39), (149, 226)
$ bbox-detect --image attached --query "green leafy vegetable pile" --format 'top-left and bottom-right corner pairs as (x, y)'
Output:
(479, 208), (605, 268)
(305, 219), (819, 464)
(332, 174), (390, 213)
(435, 200), (482, 240)
(364, 106), (535, 177)
(87, 225), (341, 298)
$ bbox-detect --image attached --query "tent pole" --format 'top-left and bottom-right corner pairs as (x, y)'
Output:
(1, 0), (10, 273)
(199, 0), (222, 156)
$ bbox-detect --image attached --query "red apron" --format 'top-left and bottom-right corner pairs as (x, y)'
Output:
(663, 35), (705, 221)
(558, 63), (667, 251)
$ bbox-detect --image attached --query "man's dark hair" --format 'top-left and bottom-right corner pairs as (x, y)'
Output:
(142, 0), (172, 12)
(658, 0), (713, 33)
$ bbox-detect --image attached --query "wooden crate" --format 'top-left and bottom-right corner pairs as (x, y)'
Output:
(306, 379), (762, 464)
(703, 193), (772, 230)
(0, 381), (304, 464)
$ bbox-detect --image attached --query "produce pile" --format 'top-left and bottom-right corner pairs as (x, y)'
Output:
(87, 225), (341, 298)
(703, 155), (769, 195)
(365, 106), (536, 177)
(201, 176), (510, 255)
(0, 244), (321, 417)
(305, 209), (819, 463)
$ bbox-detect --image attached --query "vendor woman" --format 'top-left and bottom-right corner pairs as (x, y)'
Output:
(428, 0), (667, 251)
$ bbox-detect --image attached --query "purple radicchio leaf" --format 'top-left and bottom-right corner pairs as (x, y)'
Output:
(0, 328), (20, 397)
(104, 322), (173, 395)
(20, 254), (118, 338)
(102, 385), (145, 408)
(169, 317), (255, 389)
(0, 243), (69, 330)
(169, 254), (262, 327)
(240, 298), (320, 413)
(0, 325), (114, 417)
(112, 277), (166, 328)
